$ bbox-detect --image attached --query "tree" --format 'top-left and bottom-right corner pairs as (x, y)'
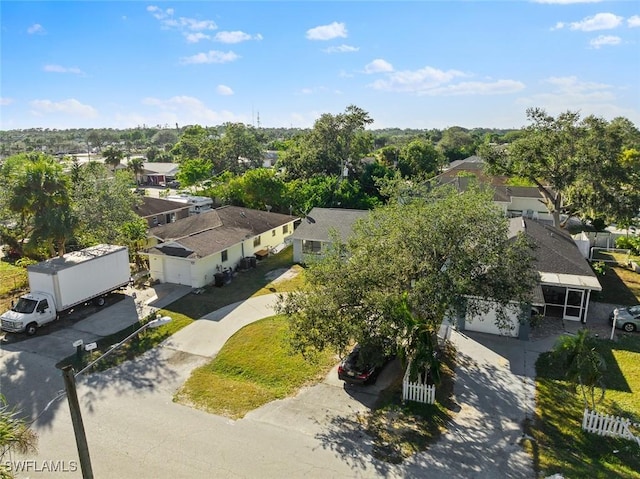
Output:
(397, 138), (445, 178)
(278, 105), (374, 179)
(71, 162), (141, 247)
(176, 158), (213, 187)
(1, 153), (74, 257)
(0, 395), (38, 479)
(437, 127), (477, 163)
(277, 186), (537, 375)
(550, 330), (606, 410)
(127, 157), (145, 185)
(102, 145), (124, 171)
(480, 108), (638, 228)
(216, 123), (264, 173)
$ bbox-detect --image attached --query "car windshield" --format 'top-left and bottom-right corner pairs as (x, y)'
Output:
(11, 298), (37, 314)
(628, 305), (640, 316)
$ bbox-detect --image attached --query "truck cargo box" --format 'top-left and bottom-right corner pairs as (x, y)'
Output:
(27, 244), (130, 311)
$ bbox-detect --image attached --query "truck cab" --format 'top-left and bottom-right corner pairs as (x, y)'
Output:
(0, 292), (57, 335)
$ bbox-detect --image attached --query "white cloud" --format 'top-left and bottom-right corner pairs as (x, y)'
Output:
(148, 5), (216, 34)
(184, 32), (211, 43)
(180, 50), (239, 65)
(516, 76), (624, 116)
(138, 95), (242, 124)
(569, 13), (623, 31)
(364, 59), (394, 74)
(424, 80), (526, 96)
(27, 24), (45, 34)
(533, 0), (602, 4)
(214, 31), (263, 43)
(0, 98), (14, 106)
(43, 64), (84, 75)
(216, 85), (234, 96)
(628, 15), (640, 28)
(306, 22), (347, 41)
(369, 66), (466, 93)
(323, 44), (359, 53)
(29, 99), (98, 118)
(590, 35), (622, 48)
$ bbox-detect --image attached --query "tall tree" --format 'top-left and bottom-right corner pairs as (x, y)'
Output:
(277, 186), (537, 374)
(278, 105), (373, 179)
(102, 145), (124, 171)
(480, 108), (638, 228)
(176, 158), (213, 187)
(127, 157), (145, 185)
(398, 138), (445, 178)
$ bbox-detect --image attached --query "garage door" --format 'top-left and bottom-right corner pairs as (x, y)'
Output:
(465, 299), (520, 337)
(163, 257), (192, 286)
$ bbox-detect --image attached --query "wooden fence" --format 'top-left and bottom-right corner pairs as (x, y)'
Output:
(402, 367), (435, 405)
(582, 409), (640, 447)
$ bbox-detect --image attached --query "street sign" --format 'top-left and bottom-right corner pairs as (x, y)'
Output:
(72, 339), (83, 348)
(84, 342), (97, 351)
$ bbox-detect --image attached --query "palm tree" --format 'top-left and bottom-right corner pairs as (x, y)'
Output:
(127, 157), (144, 185)
(0, 395), (38, 479)
(102, 146), (124, 171)
(551, 329), (607, 409)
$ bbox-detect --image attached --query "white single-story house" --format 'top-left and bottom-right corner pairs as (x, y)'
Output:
(461, 217), (602, 339)
(144, 206), (298, 287)
(289, 207), (370, 264)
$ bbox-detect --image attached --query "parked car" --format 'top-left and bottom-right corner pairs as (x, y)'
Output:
(609, 305), (640, 332)
(337, 344), (393, 385)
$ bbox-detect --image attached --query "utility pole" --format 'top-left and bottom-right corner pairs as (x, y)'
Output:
(62, 366), (93, 479)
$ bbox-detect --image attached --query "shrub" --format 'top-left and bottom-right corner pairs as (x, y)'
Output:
(615, 236), (640, 256)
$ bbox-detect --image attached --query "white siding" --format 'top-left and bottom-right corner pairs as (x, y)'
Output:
(465, 299), (521, 338)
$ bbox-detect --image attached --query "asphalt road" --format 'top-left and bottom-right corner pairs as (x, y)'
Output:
(0, 286), (546, 478)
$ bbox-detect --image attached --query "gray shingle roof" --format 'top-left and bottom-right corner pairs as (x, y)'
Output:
(147, 206), (297, 259)
(510, 217), (597, 279)
(135, 197), (191, 217)
(289, 207), (369, 242)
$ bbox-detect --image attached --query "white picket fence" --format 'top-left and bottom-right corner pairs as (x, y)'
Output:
(402, 368), (435, 404)
(582, 409), (640, 446)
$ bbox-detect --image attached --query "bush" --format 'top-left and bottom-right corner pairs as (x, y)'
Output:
(615, 236), (640, 256)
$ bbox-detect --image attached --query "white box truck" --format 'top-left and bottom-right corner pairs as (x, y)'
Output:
(1, 244), (130, 336)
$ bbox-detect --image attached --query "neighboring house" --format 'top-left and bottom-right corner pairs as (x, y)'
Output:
(461, 217), (602, 339)
(263, 150), (279, 168)
(135, 197), (191, 228)
(165, 194), (214, 214)
(289, 207), (370, 264)
(437, 156), (553, 222)
(141, 162), (179, 186)
(144, 206), (297, 287)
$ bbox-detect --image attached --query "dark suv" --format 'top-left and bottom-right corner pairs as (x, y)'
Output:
(338, 344), (393, 385)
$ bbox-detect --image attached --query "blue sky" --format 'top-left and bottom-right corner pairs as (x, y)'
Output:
(1, 1), (639, 131)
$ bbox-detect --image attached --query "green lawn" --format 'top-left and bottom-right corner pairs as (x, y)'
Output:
(533, 334), (640, 478)
(165, 245), (305, 319)
(174, 315), (336, 419)
(530, 256), (640, 478)
(0, 260), (28, 302)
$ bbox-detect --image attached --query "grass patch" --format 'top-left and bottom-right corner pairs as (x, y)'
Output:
(174, 315), (336, 419)
(595, 264), (640, 305)
(361, 342), (457, 464)
(0, 261), (28, 311)
(165, 245), (302, 319)
(532, 334), (640, 478)
(57, 309), (194, 372)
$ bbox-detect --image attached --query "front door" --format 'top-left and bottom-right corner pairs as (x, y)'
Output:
(564, 288), (584, 321)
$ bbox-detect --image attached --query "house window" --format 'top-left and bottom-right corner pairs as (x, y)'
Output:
(302, 240), (322, 254)
(253, 236), (261, 247)
(283, 224), (289, 234)
(152, 216), (158, 226)
(272, 229), (276, 237)
(221, 250), (228, 262)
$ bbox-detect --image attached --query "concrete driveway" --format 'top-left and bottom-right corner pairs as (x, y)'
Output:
(3, 286), (588, 478)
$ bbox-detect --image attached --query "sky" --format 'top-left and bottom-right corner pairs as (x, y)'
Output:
(1, 0), (639, 131)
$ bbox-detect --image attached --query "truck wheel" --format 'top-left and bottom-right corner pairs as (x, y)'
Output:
(25, 322), (38, 336)
(95, 297), (106, 307)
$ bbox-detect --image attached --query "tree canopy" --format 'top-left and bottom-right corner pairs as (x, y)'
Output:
(480, 108), (640, 227)
(277, 186), (538, 375)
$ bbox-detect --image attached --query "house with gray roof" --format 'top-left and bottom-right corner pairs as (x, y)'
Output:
(144, 206), (297, 287)
(289, 207), (369, 264)
(461, 217), (602, 338)
(134, 196), (191, 228)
